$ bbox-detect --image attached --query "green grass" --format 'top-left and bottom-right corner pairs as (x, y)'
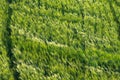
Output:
(0, 0), (120, 80)
(0, 0), (14, 80)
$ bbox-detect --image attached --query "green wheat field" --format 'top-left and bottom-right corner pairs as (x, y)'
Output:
(0, 0), (120, 80)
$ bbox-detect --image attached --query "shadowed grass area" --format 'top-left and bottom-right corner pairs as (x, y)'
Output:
(2, 0), (20, 80)
(0, 0), (14, 80)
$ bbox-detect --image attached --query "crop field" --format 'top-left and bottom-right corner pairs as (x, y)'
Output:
(0, 0), (120, 80)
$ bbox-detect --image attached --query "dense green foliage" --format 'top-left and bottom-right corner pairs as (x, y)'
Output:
(0, 0), (120, 80)
(0, 0), (14, 79)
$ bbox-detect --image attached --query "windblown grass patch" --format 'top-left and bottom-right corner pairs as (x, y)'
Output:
(0, 0), (120, 80)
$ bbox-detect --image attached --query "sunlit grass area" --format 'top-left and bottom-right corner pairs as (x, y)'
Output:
(0, 0), (120, 80)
